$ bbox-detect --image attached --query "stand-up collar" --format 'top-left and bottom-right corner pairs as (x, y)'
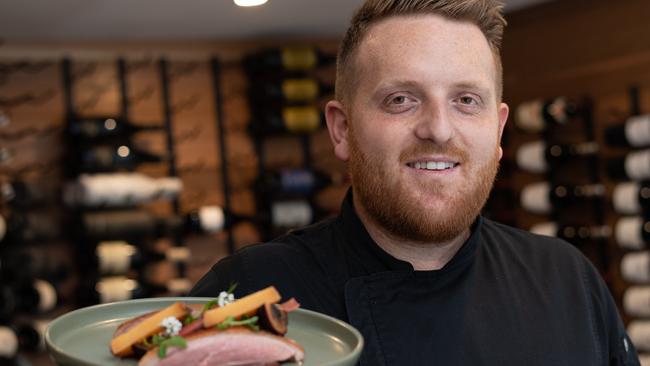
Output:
(336, 189), (483, 276)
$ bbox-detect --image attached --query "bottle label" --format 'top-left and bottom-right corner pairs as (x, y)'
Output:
(613, 182), (641, 214)
(546, 97), (571, 124)
(515, 99), (545, 132)
(166, 247), (191, 263)
(167, 278), (192, 295)
(271, 200), (312, 228)
(625, 149), (650, 181)
(282, 79), (319, 102)
(281, 47), (317, 71)
(0, 326), (18, 358)
(97, 241), (136, 274)
(281, 169), (316, 194)
(33, 279), (57, 313)
(624, 286), (650, 317)
(0, 214), (6, 242)
(97, 277), (136, 303)
(621, 251), (650, 283)
(199, 206), (225, 233)
(515, 140), (547, 173)
(520, 182), (552, 214)
(625, 115), (650, 148)
(282, 107), (320, 133)
(77, 119), (102, 138)
(529, 222), (558, 237)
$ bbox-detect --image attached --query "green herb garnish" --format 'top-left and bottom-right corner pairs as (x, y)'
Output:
(217, 315), (260, 331)
(157, 336), (187, 358)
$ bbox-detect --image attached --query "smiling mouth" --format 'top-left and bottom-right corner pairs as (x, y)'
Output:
(406, 161), (460, 171)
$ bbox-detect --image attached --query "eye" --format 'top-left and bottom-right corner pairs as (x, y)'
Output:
(458, 95), (478, 105)
(382, 93), (418, 113)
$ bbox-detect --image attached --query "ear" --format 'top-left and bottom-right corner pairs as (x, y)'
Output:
(496, 102), (509, 160)
(325, 100), (351, 161)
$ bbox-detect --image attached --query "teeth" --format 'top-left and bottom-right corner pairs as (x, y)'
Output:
(410, 161), (456, 170)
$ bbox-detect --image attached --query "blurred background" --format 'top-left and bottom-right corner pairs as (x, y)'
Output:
(0, 0), (650, 364)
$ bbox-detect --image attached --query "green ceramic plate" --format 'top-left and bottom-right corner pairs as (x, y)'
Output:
(45, 297), (363, 366)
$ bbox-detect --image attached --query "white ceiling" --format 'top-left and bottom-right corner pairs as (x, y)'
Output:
(0, 0), (552, 42)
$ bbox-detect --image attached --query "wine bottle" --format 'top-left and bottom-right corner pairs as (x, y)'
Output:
(248, 106), (323, 136)
(0, 325), (18, 364)
(607, 149), (650, 181)
(66, 117), (162, 142)
(248, 78), (334, 104)
(520, 181), (605, 214)
(515, 140), (599, 173)
(514, 97), (578, 133)
(0, 212), (61, 245)
(612, 181), (650, 214)
(621, 251), (650, 283)
(529, 221), (611, 243)
(80, 206), (226, 241)
(623, 286), (650, 317)
(0, 279), (57, 314)
(1, 180), (60, 208)
(0, 246), (70, 284)
(614, 216), (650, 250)
(95, 241), (190, 275)
(243, 46), (336, 73)
(605, 114), (650, 148)
(255, 168), (344, 196)
(628, 320), (650, 352)
(78, 276), (192, 305)
(74, 143), (165, 173)
(63, 173), (182, 208)
(269, 199), (319, 228)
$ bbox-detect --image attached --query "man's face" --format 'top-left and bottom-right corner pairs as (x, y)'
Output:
(334, 14), (508, 243)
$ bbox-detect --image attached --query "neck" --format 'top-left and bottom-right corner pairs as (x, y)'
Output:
(353, 195), (470, 271)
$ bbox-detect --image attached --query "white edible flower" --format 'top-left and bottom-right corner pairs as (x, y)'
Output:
(217, 291), (235, 307)
(161, 316), (182, 337)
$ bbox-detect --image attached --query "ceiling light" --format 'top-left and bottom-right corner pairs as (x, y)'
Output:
(234, 0), (268, 6)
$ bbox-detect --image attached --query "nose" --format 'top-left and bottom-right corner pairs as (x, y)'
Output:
(413, 103), (454, 144)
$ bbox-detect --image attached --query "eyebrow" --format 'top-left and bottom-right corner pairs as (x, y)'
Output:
(452, 82), (493, 97)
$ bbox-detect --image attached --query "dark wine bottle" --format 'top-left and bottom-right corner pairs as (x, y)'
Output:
(1, 180), (60, 208)
(0, 212), (61, 245)
(63, 173), (182, 208)
(515, 97), (578, 132)
(612, 181), (650, 215)
(515, 140), (600, 173)
(0, 246), (70, 284)
(520, 181), (605, 214)
(80, 206), (226, 241)
(607, 149), (650, 181)
(243, 46), (336, 73)
(605, 114), (650, 148)
(66, 117), (162, 142)
(249, 106), (323, 136)
(248, 78), (334, 104)
(0, 279), (57, 314)
(621, 251), (650, 284)
(95, 241), (190, 275)
(529, 221), (611, 244)
(255, 168), (344, 196)
(74, 143), (165, 173)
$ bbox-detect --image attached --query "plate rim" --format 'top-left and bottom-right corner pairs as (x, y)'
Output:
(45, 297), (364, 366)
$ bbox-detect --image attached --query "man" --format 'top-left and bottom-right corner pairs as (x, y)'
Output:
(191, 0), (640, 364)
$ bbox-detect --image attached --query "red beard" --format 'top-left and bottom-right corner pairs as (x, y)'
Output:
(348, 128), (499, 244)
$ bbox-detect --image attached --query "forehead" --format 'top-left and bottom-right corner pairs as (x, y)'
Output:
(352, 14), (497, 93)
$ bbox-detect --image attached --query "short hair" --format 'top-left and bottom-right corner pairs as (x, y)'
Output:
(336, 0), (507, 104)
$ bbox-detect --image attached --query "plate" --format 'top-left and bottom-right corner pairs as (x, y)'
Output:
(45, 297), (363, 366)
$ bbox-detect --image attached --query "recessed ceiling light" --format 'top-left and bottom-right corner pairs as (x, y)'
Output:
(234, 0), (268, 6)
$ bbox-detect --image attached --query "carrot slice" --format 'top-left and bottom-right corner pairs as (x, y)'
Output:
(110, 302), (187, 357)
(203, 286), (281, 327)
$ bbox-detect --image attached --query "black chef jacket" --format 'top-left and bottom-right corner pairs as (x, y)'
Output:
(191, 192), (640, 365)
